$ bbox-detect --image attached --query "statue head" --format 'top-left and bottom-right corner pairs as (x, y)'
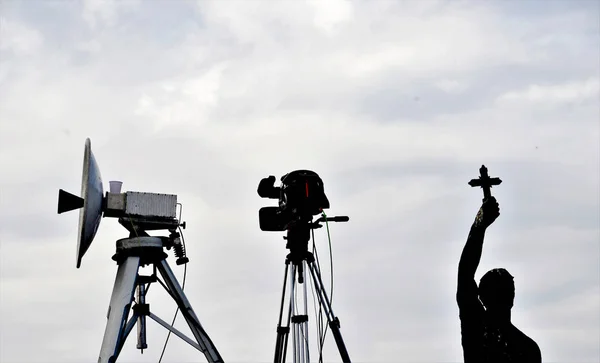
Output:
(478, 268), (515, 312)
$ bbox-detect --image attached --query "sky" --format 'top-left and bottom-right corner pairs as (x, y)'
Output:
(0, 0), (599, 362)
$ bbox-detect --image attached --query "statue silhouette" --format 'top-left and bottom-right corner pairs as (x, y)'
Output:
(457, 197), (542, 362)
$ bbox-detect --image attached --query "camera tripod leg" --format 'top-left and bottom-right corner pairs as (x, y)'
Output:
(292, 262), (310, 363)
(275, 261), (314, 363)
(274, 262), (292, 363)
(306, 260), (351, 363)
(155, 259), (224, 363)
(98, 256), (141, 363)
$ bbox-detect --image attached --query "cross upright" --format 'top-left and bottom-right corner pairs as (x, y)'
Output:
(468, 165), (502, 200)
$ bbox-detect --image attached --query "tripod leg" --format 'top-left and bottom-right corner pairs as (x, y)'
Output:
(274, 262), (291, 363)
(98, 256), (141, 363)
(155, 259), (224, 363)
(306, 260), (351, 363)
(290, 264), (298, 363)
(290, 262), (310, 363)
(282, 265), (295, 363)
(301, 262), (310, 363)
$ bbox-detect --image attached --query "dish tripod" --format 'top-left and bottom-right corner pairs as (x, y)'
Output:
(98, 220), (224, 363)
(273, 216), (351, 363)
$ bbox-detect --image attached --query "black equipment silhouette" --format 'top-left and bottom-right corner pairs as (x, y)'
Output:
(273, 215), (351, 363)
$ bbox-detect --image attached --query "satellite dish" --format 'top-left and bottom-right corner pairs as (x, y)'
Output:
(57, 138), (104, 268)
(77, 138), (104, 268)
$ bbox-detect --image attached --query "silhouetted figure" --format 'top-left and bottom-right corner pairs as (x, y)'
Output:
(457, 197), (542, 362)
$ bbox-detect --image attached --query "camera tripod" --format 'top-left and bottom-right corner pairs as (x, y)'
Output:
(273, 217), (351, 363)
(98, 224), (223, 363)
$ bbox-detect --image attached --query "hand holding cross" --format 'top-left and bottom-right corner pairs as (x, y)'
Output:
(469, 165), (502, 229)
(468, 165), (502, 201)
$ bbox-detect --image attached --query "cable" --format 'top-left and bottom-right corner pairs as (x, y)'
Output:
(315, 211), (336, 362)
(310, 231), (320, 361)
(311, 229), (326, 363)
(310, 281), (324, 363)
(322, 211), (335, 305)
(157, 226), (188, 363)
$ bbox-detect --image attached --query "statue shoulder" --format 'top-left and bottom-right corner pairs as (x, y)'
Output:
(511, 325), (542, 361)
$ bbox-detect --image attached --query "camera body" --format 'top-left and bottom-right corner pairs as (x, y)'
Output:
(258, 170), (330, 231)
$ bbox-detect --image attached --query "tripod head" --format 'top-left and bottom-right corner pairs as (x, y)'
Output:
(283, 214), (349, 265)
(115, 214), (189, 267)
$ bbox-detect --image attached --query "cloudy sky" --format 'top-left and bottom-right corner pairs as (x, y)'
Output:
(1, 0), (599, 362)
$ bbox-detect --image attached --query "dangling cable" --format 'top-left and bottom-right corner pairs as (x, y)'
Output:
(311, 229), (326, 363)
(315, 211), (336, 362)
(309, 230), (320, 362)
(321, 211), (335, 305)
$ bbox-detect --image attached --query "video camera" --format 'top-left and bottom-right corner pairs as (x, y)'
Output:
(257, 170), (330, 231)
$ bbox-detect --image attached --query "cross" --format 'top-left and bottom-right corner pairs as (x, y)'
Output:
(468, 165), (502, 200)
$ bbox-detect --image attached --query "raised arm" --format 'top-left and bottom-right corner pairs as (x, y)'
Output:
(457, 197), (500, 305)
(458, 225), (486, 280)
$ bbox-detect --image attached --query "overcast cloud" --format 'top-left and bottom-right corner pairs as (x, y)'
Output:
(1, 0), (599, 362)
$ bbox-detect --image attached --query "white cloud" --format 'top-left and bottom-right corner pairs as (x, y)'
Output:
(307, 0), (354, 36)
(0, 17), (43, 55)
(497, 77), (600, 104)
(435, 79), (468, 94)
(81, 0), (140, 29)
(75, 39), (102, 53)
(133, 63), (228, 132)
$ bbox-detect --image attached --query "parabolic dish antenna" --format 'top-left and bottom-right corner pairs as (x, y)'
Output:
(57, 138), (104, 268)
(77, 138), (104, 268)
